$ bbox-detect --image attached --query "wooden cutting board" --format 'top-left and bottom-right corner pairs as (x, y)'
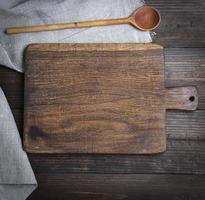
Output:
(24, 44), (198, 154)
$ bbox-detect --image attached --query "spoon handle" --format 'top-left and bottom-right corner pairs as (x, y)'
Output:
(6, 17), (130, 34)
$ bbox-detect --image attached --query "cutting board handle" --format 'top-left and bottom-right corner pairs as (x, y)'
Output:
(165, 87), (198, 111)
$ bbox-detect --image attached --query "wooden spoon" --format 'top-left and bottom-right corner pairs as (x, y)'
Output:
(6, 5), (160, 34)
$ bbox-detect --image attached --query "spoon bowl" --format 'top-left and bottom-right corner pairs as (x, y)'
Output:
(130, 5), (161, 31)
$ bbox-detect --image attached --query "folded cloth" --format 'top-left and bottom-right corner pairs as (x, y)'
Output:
(0, 88), (37, 200)
(0, 0), (151, 72)
(0, 0), (151, 199)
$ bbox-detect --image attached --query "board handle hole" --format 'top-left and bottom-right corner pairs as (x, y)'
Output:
(189, 96), (195, 102)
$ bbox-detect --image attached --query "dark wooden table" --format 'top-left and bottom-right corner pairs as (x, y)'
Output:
(0, 0), (205, 199)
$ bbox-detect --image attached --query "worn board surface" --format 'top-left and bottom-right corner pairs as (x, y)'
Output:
(24, 44), (198, 154)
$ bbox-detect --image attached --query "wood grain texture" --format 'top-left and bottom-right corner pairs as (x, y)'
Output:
(24, 44), (197, 154)
(24, 44), (166, 154)
(0, 47), (204, 173)
(9, 109), (204, 174)
(28, 174), (205, 200)
(148, 0), (205, 47)
(165, 48), (205, 109)
(1, 48), (204, 110)
(165, 87), (198, 110)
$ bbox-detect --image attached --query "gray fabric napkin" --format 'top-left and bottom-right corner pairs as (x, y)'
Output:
(0, 88), (37, 199)
(0, 0), (152, 199)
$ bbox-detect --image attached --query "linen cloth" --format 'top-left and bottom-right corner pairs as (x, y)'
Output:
(0, 0), (152, 199)
(0, 88), (37, 200)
